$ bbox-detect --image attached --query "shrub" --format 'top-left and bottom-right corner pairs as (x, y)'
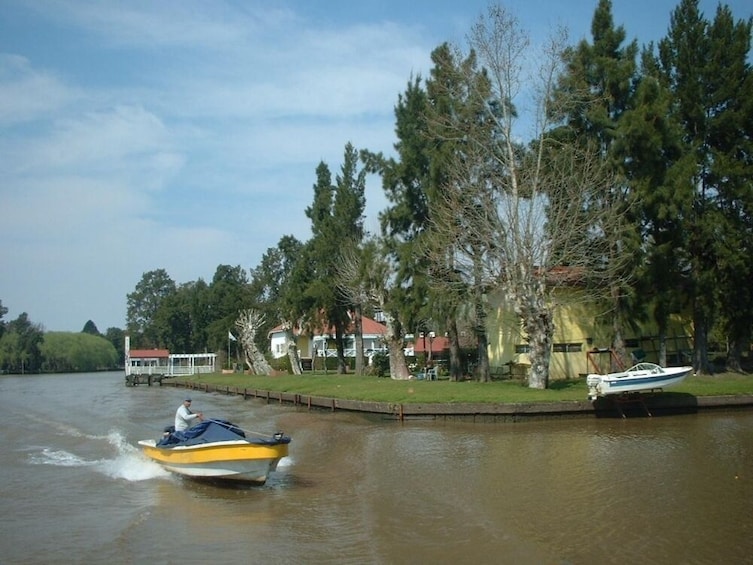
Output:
(371, 351), (390, 377)
(269, 355), (292, 373)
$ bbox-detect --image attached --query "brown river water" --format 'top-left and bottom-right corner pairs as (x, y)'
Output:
(1, 371), (751, 564)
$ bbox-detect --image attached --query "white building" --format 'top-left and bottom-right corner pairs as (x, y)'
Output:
(268, 316), (387, 361)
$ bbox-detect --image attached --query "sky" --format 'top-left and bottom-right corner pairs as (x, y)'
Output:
(1, 0), (751, 332)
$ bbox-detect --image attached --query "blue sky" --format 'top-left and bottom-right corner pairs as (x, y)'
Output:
(1, 0), (750, 332)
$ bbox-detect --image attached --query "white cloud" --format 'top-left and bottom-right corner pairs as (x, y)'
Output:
(8, 106), (183, 180)
(30, 0), (288, 49)
(0, 54), (79, 125)
(0, 2), (434, 330)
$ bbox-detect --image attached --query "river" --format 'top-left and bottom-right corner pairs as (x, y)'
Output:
(1, 371), (751, 564)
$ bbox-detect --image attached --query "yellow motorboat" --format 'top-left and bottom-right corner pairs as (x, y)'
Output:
(139, 419), (291, 483)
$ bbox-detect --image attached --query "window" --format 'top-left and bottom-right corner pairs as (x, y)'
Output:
(515, 344), (530, 354)
(552, 343), (582, 353)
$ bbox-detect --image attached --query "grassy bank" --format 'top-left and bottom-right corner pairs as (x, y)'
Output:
(169, 372), (753, 404)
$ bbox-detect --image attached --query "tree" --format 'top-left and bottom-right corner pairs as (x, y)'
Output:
(332, 142), (368, 373)
(303, 144), (367, 374)
(366, 52), (481, 383)
(249, 236), (304, 334)
(424, 42), (499, 382)
(126, 269), (176, 348)
(0, 299), (8, 341)
(235, 309), (273, 375)
(616, 51), (693, 367)
(81, 320), (101, 335)
(554, 0), (641, 368)
(0, 312), (44, 374)
(40, 332), (119, 372)
(657, 0), (753, 373)
(363, 76), (435, 378)
(205, 265), (253, 357)
(104, 326), (126, 366)
(334, 239), (369, 375)
(249, 235), (305, 372)
(703, 5), (753, 371)
(427, 6), (626, 388)
(336, 237), (412, 379)
(153, 282), (197, 353)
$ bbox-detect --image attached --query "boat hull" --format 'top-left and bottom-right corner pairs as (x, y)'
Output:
(138, 439), (289, 483)
(587, 364), (693, 400)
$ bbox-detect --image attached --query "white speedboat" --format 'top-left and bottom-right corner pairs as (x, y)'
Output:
(586, 363), (693, 400)
(139, 419), (290, 483)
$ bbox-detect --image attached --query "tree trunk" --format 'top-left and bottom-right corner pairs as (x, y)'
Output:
(611, 327), (627, 372)
(354, 306), (365, 375)
(521, 296), (554, 390)
(658, 333), (667, 368)
(474, 292), (490, 382)
(726, 339), (743, 373)
(609, 284), (629, 370)
(286, 338), (303, 375)
(693, 308), (713, 375)
(383, 311), (410, 380)
(235, 310), (273, 375)
(335, 320), (347, 374)
(387, 338), (411, 380)
(447, 320), (463, 382)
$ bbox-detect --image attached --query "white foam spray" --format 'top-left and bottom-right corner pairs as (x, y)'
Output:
(28, 430), (171, 481)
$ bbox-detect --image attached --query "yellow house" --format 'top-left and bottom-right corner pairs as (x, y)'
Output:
(487, 291), (693, 380)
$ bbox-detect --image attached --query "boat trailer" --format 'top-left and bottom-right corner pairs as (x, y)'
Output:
(609, 392), (652, 418)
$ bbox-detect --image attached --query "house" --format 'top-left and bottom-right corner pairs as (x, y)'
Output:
(267, 284), (692, 380)
(486, 289), (693, 380)
(124, 336), (217, 384)
(268, 315), (388, 362)
(408, 332), (451, 360)
(126, 347), (170, 376)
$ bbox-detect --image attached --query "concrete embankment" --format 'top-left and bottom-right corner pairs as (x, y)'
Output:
(161, 380), (753, 421)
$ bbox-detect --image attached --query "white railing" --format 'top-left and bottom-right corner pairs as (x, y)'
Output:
(129, 365), (215, 376)
(315, 348), (391, 358)
(167, 365), (215, 376)
(317, 348), (357, 358)
(128, 366), (168, 376)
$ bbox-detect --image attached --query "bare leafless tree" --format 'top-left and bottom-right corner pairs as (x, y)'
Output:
(278, 320), (303, 375)
(427, 6), (629, 388)
(330, 240), (366, 375)
(336, 240), (412, 380)
(235, 309), (273, 375)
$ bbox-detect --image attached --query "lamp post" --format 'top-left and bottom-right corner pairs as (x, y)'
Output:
(420, 332), (426, 366)
(428, 331), (435, 365)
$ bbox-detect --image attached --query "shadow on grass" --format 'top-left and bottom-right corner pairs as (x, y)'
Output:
(547, 379), (585, 392)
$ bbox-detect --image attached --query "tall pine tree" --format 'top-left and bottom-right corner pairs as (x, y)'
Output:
(657, 0), (753, 373)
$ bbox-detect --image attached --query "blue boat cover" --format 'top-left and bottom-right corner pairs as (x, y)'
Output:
(156, 419), (291, 448)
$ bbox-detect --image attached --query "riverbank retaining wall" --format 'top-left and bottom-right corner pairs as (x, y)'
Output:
(161, 381), (753, 422)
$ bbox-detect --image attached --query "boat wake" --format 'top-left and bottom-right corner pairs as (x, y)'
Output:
(276, 456), (294, 469)
(27, 430), (172, 482)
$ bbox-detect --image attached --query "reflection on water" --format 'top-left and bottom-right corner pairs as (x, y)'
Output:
(1, 372), (752, 564)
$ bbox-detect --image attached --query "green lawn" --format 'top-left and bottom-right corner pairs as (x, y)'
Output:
(169, 371), (753, 404)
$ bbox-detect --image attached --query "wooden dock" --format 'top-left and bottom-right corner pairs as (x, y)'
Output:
(125, 373), (169, 386)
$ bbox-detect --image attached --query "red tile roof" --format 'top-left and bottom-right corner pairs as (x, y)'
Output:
(412, 335), (450, 353)
(128, 349), (170, 358)
(269, 315), (387, 337)
(360, 317), (388, 335)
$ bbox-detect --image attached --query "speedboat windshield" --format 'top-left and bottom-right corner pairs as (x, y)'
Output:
(629, 363), (663, 373)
